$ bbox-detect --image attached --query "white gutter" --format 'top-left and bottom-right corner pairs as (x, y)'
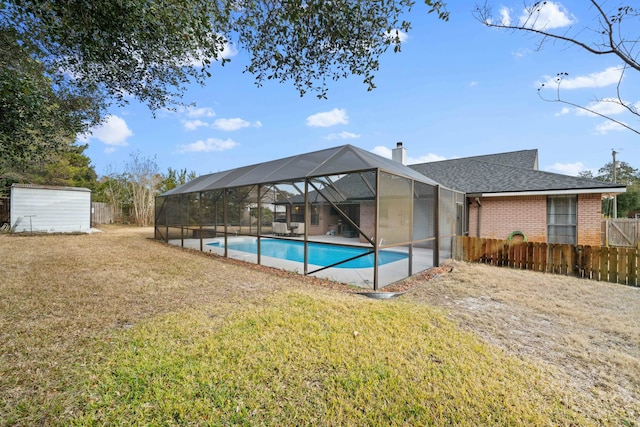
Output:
(470, 187), (626, 198)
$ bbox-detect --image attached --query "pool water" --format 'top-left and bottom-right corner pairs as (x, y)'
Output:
(208, 238), (407, 268)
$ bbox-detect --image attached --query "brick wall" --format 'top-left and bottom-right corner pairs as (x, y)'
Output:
(577, 193), (602, 246)
(470, 196), (547, 242)
(468, 194), (604, 246)
(359, 202), (375, 244)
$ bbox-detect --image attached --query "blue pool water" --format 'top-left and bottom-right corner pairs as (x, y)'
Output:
(208, 238), (407, 268)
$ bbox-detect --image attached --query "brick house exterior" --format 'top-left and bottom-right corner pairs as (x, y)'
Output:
(410, 149), (625, 246)
(466, 193), (603, 246)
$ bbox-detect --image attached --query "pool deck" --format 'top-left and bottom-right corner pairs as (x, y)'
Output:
(168, 233), (435, 289)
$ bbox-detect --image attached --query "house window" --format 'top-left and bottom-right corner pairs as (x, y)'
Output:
(291, 205), (304, 223)
(547, 195), (577, 244)
(291, 204), (319, 225)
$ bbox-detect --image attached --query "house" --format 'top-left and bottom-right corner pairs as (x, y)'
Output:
(409, 149), (626, 246)
(155, 144), (625, 288)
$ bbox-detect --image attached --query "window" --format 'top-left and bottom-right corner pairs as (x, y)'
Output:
(310, 204), (319, 225)
(291, 205), (304, 223)
(547, 195), (577, 244)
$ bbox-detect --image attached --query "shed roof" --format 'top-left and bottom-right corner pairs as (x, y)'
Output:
(410, 150), (625, 195)
(162, 144), (442, 196)
(11, 183), (91, 192)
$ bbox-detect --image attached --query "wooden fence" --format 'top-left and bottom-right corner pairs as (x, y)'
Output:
(91, 202), (114, 225)
(0, 198), (8, 224)
(454, 236), (639, 287)
(602, 218), (640, 247)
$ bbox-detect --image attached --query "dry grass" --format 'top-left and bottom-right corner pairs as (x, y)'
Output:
(404, 261), (640, 424)
(0, 225), (637, 425)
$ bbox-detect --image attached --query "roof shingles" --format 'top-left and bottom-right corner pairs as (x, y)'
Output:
(410, 150), (624, 194)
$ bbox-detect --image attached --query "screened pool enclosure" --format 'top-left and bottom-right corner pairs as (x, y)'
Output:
(155, 145), (465, 290)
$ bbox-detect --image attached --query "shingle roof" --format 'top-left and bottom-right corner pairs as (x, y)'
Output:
(443, 149), (539, 170)
(162, 144), (441, 196)
(410, 150), (625, 195)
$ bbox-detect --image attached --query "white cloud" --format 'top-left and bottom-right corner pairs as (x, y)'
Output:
(186, 106), (216, 118)
(408, 153), (447, 164)
(178, 138), (238, 153)
(595, 121), (626, 135)
(184, 35), (238, 67)
(371, 146), (446, 164)
(556, 98), (635, 119)
(371, 146), (392, 158)
(519, 1), (575, 30)
(84, 115), (133, 150)
(212, 118), (262, 131)
(499, 6), (511, 26)
(220, 42), (238, 59)
(183, 119), (209, 131)
(547, 162), (585, 176)
(539, 66), (623, 90)
(576, 98), (629, 117)
(306, 108), (349, 127)
(326, 131), (361, 140)
(469, 81), (478, 87)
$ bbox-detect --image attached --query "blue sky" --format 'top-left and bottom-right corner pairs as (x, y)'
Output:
(80, 2), (640, 179)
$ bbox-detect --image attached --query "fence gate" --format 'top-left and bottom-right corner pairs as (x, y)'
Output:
(91, 202), (114, 225)
(602, 219), (640, 248)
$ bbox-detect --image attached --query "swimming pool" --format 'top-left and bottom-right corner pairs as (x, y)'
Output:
(208, 238), (407, 269)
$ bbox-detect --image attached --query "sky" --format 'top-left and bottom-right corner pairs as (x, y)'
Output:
(79, 1), (640, 180)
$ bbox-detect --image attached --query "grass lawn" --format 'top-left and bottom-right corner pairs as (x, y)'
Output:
(0, 226), (636, 425)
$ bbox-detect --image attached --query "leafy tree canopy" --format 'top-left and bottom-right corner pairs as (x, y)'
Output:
(159, 168), (197, 195)
(3, 0), (449, 110)
(0, 25), (104, 173)
(1, 0), (448, 195)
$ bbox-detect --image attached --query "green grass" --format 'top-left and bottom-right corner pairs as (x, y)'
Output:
(70, 291), (586, 426)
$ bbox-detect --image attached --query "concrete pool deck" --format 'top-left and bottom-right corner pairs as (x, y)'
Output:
(168, 234), (438, 289)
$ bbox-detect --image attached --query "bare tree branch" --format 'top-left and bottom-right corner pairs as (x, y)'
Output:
(538, 73), (640, 135)
(474, 1), (640, 135)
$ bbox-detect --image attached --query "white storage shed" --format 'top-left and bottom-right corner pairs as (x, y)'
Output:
(10, 184), (92, 233)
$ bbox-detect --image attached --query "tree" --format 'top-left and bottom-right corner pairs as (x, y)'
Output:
(0, 26), (104, 196)
(95, 172), (130, 224)
(474, 1), (640, 135)
(123, 152), (162, 226)
(579, 160), (640, 217)
(159, 168), (197, 195)
(2, 0), (449, 111)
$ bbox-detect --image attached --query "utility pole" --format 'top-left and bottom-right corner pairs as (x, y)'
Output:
(612, 149), (617, 218)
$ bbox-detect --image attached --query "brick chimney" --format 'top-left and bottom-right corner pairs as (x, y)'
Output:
(392, 142), (406, 165)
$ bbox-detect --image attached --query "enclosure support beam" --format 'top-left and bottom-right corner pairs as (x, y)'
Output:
(434, 186), (440, 268)
(408, 180), (414, 277)
(223, 190), (228, 258)
(198, 192), (203, 252)
(180, 194), (184, 248)
(303, 180), (309, 276)
(257, 184), (262, 266)
(373, 170), (380, 291)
